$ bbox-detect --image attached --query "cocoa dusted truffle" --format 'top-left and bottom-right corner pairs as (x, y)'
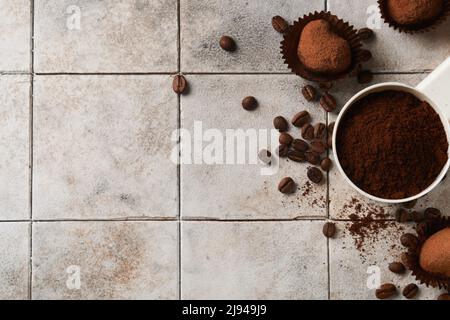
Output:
(387, 0), (444, 25)
(297, 19), (351, 74)
(419, 227), (450, 278)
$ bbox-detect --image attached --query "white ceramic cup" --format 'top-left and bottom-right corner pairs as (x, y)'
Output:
(332, 56), (450, 204)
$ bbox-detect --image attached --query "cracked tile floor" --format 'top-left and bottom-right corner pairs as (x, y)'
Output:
(0, 0), (449, 299)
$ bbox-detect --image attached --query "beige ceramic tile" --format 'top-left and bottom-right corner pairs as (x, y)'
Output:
(34, 0), (177, 72)
(32, 221), (178, 299)
(329, 221), (447, 300)
(0, 0), (30, 72)
(33, 75), (177, 219)
(182, 221), (328, 299)
(327, 0), (450, 72)
(0, 75), (30, 220)
(0, 222), (30, 300)
(181, 75), (327, 219)
(180, 0), (324, 72)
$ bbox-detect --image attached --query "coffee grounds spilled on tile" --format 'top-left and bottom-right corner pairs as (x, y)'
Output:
(336, 90), (448, 199)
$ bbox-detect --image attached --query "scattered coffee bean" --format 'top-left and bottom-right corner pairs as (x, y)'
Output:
(301, 123), (315, 140)
(320, 93), (337, 112)
(321, 157), (332, 171)
(403, 199), (417, 209)
(319, 82), (333, 92)
(375, 283), (397, 299)
(401, 252), (415, 269)
(219, 35), (236, 51)
(307, 167), (323, 184)
(395, 208), (411, 223)
(279, 132), (293, 145)
(172, 75), (187, 94)
(271, 15), (289, 33)
(360, 49), (373, 62)
(400, 233), (419, 249)
(357, 27), (374, 41)
(301, 85), (317, 101)
(292, 111), (310, 127)
(242, 96), (258, 111)
(287, 150), (306, 163)
(424, 207), (441, 220)
(437, 293), (450, 300)
(388, 262), (406, 274)
(273, 116), (288, 132)
(305, 151), (320, 165)
(277, 144), (289, 158)
(357, 70), (373, 84)
(322, 222), (336, 238)
(310, 140), (327, 154)
(278, 177), (296, 194)
(292, 139), (309, 152)
(402, 283), (419, 299)
(411, 211), (424, 223)
(416, 222), (427, 235)
(258, 149), (272, 165)
(314, 123), (327, 139)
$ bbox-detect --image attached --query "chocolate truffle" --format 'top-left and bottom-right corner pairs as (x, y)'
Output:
(297, 19), (351, 74)
(387, 0), (444, 25)
(419, 227), (450, 278)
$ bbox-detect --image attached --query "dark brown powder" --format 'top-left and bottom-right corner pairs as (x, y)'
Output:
(337, 90), (448, 199)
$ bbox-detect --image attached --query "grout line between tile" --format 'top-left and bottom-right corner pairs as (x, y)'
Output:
(177, 0), (182, 301)
(28, 0), (34, 301)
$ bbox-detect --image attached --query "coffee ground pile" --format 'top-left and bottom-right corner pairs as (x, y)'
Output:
(336, 90), (448, 199)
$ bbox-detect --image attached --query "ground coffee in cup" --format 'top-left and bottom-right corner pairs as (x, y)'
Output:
(336, 90), (448, 199)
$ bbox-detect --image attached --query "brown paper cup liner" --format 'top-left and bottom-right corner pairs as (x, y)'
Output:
(378, 0), (450, 33)
(281, 11), (363, 82)
(402, 216), (450, 289)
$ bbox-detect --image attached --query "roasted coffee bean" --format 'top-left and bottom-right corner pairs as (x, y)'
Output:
(388, 262), (406, 274)
(292, 139), (309, 152)
(400, 233), (419, 249)
(320, 157), (332, 171)
(305, 151), (320, 165)
(416, 222), (427, 235)
(302, 85), (317, 101)
(307, 167), (323, 184)
(360, 49), (373, 62)
(242, 96), (258, 110)
(375, 283), (397, 299)
(437, 293), (450, 300)
(403, 199), (417, 209)
(401, 252), (415, 269)
(319, 82), (333, 92)
(357, 70), (373, 84)
(277, 144), (289, 158)
(310, 140), (327, 154)
(279, 132), (293, 145)
(273, 116), (288, 132)
(219, 35), (236, 51)
(424, 207), (441, 220)
(402, 283), (419, 299)
(411, 211), (424, 223)
(271, 15), (289, 33)
(322, 222), (336, 238)
(278, 177), (296, 194)
(301, 123), (315, 140)
(287, 150), (306, 163)
(172, 75), (187, 94)
(357, 27), (374, 40)
(314, 123), (327, 139)
(292, 111), (310, 127)
(320, 93), (337, 112)
(395, 208), (411, 223)
(258, 149), (272, 165)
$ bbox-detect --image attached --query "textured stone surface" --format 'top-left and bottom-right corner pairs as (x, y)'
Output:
(33, 75), (177, 219)
(0, 223), (29, 300)
(181, 75), (327, 219)
(34, 0), (178, 72)
(182, 221), (328, 299)
(32, 221), (178, 299)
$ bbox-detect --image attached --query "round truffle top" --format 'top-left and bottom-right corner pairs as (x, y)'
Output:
(387, 0), (444, 26)
(419, 227), (450, 278)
